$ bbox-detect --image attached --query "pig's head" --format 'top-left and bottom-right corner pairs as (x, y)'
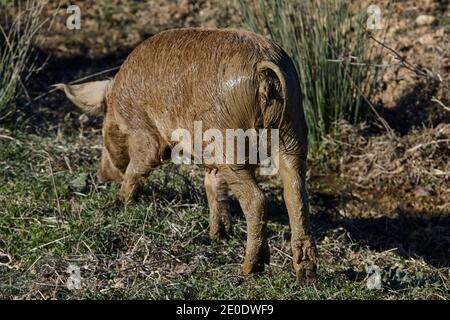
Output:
(54, 80), (123, 183)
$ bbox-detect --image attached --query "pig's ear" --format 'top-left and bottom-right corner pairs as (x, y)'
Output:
(53, 79), (113, 115)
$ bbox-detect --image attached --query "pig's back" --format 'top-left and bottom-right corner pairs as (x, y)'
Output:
(111, 28), (293, 140)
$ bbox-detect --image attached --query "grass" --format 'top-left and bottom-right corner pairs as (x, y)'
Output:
(0, 127), (448, 300)
(0, 0), (448, 301)
(0, 0), (45, 120)
(239, 0), (385, 152)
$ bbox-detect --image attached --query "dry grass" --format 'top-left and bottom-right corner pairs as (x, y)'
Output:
(336, 121), (449, 215)
(0, 0), (47, 119)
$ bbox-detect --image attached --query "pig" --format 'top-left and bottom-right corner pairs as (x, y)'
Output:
(55, 28), (316, 283)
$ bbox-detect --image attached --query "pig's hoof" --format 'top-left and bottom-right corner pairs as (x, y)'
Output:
(209, 215), (233, 240)
(242, 243), (270, 274)
(209, 228), (229, 240)
(115, 187), (141, 204)
(118, 184), (143, 203)
(295, 261), (316, 285)
(242, 259), (265, 274)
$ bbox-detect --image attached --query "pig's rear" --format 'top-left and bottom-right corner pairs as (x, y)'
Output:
(56, 28), (315, 283)
(110, 28), (305, 151)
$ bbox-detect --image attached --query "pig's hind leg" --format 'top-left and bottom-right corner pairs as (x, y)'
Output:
(220, 166), (270, 274)
(204, 169), (233, 239)
(278, 151), (317, 284)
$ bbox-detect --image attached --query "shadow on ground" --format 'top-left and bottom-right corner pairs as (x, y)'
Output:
(140, 168), (450, 269)
(267, 187), (450, 268)
(378, 81), (449, 135)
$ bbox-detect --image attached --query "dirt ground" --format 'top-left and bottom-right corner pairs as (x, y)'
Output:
(0, 0), (449, 299)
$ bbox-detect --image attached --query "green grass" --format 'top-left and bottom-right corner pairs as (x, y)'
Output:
(0, 128), (448, 300)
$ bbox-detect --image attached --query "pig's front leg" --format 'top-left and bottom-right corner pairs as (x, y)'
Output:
(116, 130), (161, 203)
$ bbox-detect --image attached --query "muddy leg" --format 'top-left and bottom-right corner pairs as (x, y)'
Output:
(97, 146), (125, 184)
(279, 153), (317, 284)
(116, 131), (160, 203)
(117, 163), (146, 203)
(204, 169), (232, 239)
(97, 121), (129, 184)
(220, 167), (269, 274)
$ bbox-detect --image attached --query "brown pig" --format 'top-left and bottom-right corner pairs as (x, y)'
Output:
(55, 28), (316, 283)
